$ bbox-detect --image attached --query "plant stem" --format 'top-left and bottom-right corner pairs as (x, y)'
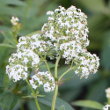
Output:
(54, 56), (61, 78)
(44, 60), (52, 74)
(51, 56), (60, 110)
(108, 98), (110, 104)
(34, 97), (41, 110)
(51, 85), (58, 110)
(59, 68), (72, 81)
(26, 80), (41, 110)
(59, 66), (77, 81)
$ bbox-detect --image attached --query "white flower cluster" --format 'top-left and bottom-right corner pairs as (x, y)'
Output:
(42, 6), (89, 61)
(103, 104), (110, 110)
(41, 6), (99, 78)
(17, 34), (53, 58)
(6, 64), (28, 82)
(9, 50), (40, 67)
(105, 88), (110, 98)
(6, 45), (40, 82)
(74, 52), (99, 78)
(43, 6), (88, 43)
(6, 34), (55, 92)
(6, 5), (99, 89)
(17, 34), (50, 53)
(60, 41), (86, 64)
(11, 16), (19, 26)
(29, 71), (55, 92)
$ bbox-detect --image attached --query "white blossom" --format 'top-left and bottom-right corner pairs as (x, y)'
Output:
(103, 104), (110, 110)
(11, 16), (19, 26)
(60, 41), (86, 64)
(41, 5), (99, 77)
(74, 52), (100, 78)
(9, 49), (40, 67)
(42, 6), (89, 44)
(6, 5), (100, 87)
(17, 34), (52, 55)
(46, 11), (54, 15)
(41, 6), (90, 61)
(6, 64), (28, 82)
(105, 88), (110, 98)
(29, 71), (55, 92)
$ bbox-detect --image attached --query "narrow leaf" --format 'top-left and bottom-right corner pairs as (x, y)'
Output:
(0, 43), (15, 48)
(58, 105), (66, 110)
(73, 100), (103, 109)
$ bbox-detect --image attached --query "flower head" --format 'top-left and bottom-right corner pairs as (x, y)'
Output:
(6, 64), (28, 82)
(6, 6), (100, 89)
(11, 16), (19, 26)
(29, 71), (55, 92)
(6, 32), (55, 92)
(41, 5), (99, 78)
(42, 6), (89, 44)
(42, 6), (89, 61)
(74, 52), (100, 78)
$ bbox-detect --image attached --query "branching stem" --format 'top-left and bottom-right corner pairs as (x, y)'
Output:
(54, 56), (61, 78)
(51, 56), (61, 110)
(44, 60), (52, 74)
(59, 66), (77, 81)
(26, 80), (41, 110)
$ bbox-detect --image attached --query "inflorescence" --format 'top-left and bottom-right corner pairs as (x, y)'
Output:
(6, 6), (99, 92)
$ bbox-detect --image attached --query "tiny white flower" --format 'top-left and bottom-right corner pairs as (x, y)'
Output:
(48, 17), (54, 21)
(29, 71), (55, 92)
(11, 16), (19, 26)
(47, 11), (54, 15)
(6, 64), (28, 82)
(103, 104), (110, 110)
(105, 88), (110, 98)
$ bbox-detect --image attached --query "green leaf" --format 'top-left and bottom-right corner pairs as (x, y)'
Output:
(28, 100), (50, 110)
(39, 62), (55, 71)
(101, 32), (110, 69)
(76, 0), (106, 13)
(0, 0), (26, 6)
(0, 43), (15, 48)
(58, 105), (66, 110)
(39, 93), (74, 110)
(73, 100), (103, 109)
(58, 65), (98, 89)
(0, 5), (21, 16)
(0, 47), (11, 66)
(0, 92), (19, 110)
(1, 31), (17, 46)
(85, 80), (107, 103)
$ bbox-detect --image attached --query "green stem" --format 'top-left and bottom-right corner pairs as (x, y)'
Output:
(35, 97), (41, 110)
(108, 98), (110, 104)
(51, 85), (58, 110)
(59, 66), (77, 81)
(44, 60), (52, 74)
(59, 68), (72, 81)
(26, 80), (41, 110)
(54, 56), (61, 78)
(51, 56), (60, 110)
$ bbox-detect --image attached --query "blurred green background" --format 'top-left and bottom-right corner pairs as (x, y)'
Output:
(0, 0), (110, 110)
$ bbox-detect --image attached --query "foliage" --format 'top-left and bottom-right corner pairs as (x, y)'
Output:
(73, 100), (103, 109)
(0, 0), (110, 110)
